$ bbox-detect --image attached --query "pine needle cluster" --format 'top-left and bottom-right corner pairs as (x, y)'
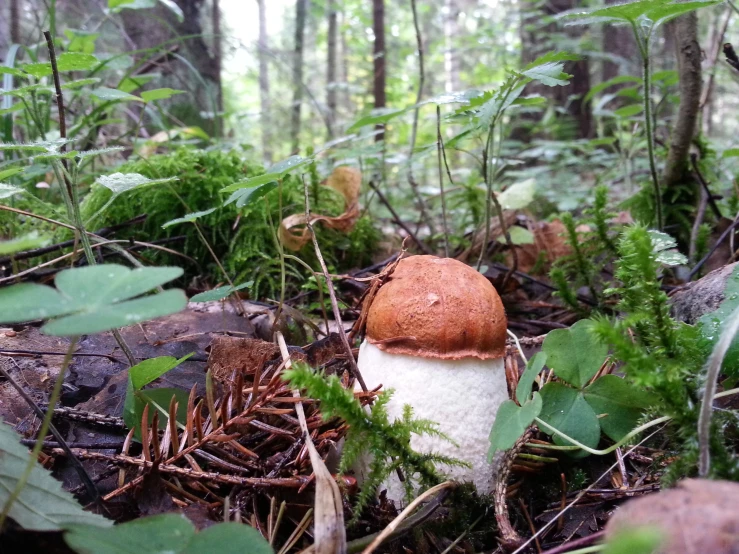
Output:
(284, 363), (466, 521)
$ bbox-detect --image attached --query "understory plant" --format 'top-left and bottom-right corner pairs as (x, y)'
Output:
(493, 224), (739, 480)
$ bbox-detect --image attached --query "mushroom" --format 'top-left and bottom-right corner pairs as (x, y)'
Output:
(356, 255), (508, 501)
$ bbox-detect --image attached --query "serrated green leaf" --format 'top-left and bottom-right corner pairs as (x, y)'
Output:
(655, 250), (687, 266)
(90, 87), (142, 102)
(162, 208), (218, 228)
(190, 281), (253, 302)
(516, 352), (547, 404)
(0, 183), (24, 198)
(521, 62), (572, 87)
(488, 393), (543, 455)
(0, 66), (25, 77)
(0, 419), (112, 531)
(348, 108), (409, 131)
(539, 382), (601, 452)
(542, 319), (608, 388)
(97, 172), (177, 194)
(583, 375), (656, 441)
(722, 148), (739, 159)
(0, 232), (49, 255)
(23, 53), (99, 78)
(564, 0), (721, 29)
(141, 88), (185, 102)
(224, 182), (278, 208)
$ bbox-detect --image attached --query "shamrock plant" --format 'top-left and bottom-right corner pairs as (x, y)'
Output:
(0, 264), (186, 335)
(490, 319), (656, 457)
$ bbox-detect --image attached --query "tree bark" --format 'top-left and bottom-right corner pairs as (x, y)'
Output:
(663, 12), (702, 189)
(602, 0), (638, 83)
(372, 0), (386, 142)
(290, 0), (307, 153)
(257, 0), (272, 164)
(212, 0), (223, 136)
(326, 0), (338, 139)
(699, 6), (732, 135)
(119, 0), (222, 136)
(443, 0), (461, 93)
(517, 0), (592, 140)
(9, 0), (20, 44)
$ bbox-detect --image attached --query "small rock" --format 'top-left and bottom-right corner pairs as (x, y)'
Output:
(606, 479), (739, 553)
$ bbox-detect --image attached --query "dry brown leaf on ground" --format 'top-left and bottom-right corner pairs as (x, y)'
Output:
(279, 166), (361, 251)
(507, 219), (572, 273)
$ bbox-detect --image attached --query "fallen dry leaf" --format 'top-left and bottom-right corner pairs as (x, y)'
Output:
(279, 166), (361, 251)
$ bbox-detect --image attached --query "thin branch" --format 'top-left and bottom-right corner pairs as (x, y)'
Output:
(367, 180), (433, 255)
(690, 153), (722, 220)
(406, 0), (433, 233)
(302, 176), (368, 392)
(688, 215), (739, 280)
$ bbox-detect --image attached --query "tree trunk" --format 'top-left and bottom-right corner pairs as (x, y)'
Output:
(602, 0), (638, 83)
(663, 12), (701, 189)
(119, 0), (222, 136)
(326, 0), (338, 139)
(372, 0), (386, 142)
(699, 6), (732, 135)
(9, 0), (20, 44)
(517, 0), (592, 140)
(443, 0), (461, 93)
(212, 0), (223, 137)
(290, 0), (307, 153)
(257, 0), (272, 164)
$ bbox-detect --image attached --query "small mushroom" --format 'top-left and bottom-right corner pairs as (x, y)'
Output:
(356, 255), (508, 501)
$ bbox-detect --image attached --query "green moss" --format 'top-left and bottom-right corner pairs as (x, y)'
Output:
(80, 147), (380, 299)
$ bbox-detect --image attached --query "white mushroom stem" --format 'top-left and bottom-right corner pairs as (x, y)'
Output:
(355, 340), (508, 503)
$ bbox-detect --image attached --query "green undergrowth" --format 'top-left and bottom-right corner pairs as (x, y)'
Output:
(79, 148), (380, 298)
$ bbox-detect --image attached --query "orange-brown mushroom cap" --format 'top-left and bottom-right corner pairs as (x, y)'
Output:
(365, 255), (507, 360)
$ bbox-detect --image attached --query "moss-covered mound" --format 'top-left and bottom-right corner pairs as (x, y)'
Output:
(81, 148), (379, 299)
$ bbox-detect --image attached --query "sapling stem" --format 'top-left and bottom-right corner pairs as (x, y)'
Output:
(43, 30), (137, 367)
(633, 25), (663, 230)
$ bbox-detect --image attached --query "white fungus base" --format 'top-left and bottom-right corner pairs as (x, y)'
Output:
(354, 340), (508, 504)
